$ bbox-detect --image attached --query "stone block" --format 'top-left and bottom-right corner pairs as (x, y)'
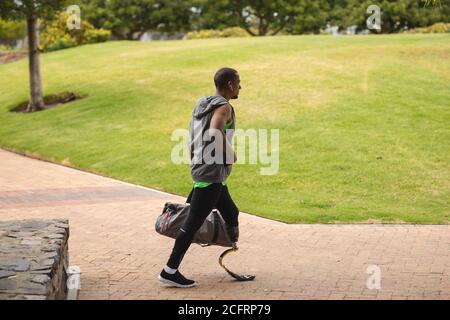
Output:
(0, 219), (70, 300)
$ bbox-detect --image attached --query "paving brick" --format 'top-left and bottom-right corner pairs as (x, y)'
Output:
(1, 149), (449, 300)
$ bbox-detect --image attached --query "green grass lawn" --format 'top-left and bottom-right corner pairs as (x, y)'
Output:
(0, 34), (449, 224)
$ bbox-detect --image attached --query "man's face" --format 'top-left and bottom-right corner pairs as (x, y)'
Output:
(229, 74), (241, 99)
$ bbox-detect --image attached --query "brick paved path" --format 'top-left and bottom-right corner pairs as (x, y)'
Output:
(0, 149), (449, 300)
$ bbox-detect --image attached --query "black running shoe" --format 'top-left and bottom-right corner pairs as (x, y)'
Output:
(158, 269), (196, 288)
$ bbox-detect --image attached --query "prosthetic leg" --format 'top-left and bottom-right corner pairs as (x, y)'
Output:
(219, 242), (255, 281)
(187, 188), (255, 281)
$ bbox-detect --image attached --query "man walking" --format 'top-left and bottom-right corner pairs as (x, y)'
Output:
(159, 67), (242, 288)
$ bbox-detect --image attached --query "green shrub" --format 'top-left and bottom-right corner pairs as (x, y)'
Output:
(184, 27), (250, 40)
(218, 27), (250, 38)
(0, 19), (26, 46)
(83, 28), (111, 44)
(184, 29), (221, 39)
(0, 44), (12, 52)
(40, 23), (76, 52)
(406, 22), (450, 33)
(40, 12), (111, 52)
(42, 34), (78, 52)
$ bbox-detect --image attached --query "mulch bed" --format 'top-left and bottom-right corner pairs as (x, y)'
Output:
(10, 92), (84, 113)
(0, 51), (27, 65)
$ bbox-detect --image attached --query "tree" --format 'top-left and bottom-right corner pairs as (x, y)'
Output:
(324, 0), (353, 31)
(285, 0), (331, 34)
(189, 0), (240, 31)
(193, 0), (302, 36)
(80, 0), (192, 40)
(345, 0), (450, 33)
(0, 0), (68, 112)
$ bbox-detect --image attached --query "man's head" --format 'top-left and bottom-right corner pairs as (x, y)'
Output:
(214, 67), (241, 100)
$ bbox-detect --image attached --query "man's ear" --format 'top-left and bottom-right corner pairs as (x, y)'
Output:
(228, 81), (233, 90)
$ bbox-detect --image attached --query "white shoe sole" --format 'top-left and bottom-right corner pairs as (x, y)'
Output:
(158, 275), (196, 288)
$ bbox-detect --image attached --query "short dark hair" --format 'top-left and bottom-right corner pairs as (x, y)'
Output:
(214, 67), (238, 90)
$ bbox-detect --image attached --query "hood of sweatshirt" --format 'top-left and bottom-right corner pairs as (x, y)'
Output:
(192, 95), (229, 119)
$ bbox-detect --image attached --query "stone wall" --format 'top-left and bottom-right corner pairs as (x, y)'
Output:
(0, 219), (70, 300)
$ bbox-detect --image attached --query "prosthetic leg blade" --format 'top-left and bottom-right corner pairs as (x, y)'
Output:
(219, 245), (255, 282)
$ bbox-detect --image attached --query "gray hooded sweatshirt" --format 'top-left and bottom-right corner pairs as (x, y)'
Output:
(188, 95), (236, 183)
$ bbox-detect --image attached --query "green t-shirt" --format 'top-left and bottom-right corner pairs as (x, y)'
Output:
(193, 121), (233, 188)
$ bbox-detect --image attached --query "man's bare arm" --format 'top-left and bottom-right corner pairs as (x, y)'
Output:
(210, 104), (235, 164)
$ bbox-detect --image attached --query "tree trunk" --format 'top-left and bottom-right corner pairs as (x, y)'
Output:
(260, 19), (270, 36)
(137, 31), (146, 40)
(235, 9), (256, 36)
(241, 24), (257, 36)
(26, 16), (45, 112)
(271, 20), (289, 36)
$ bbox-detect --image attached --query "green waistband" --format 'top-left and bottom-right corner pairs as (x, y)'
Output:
(193, 181), (227, 188)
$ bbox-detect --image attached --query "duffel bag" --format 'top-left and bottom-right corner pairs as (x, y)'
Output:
(155, 202), (234, 248)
